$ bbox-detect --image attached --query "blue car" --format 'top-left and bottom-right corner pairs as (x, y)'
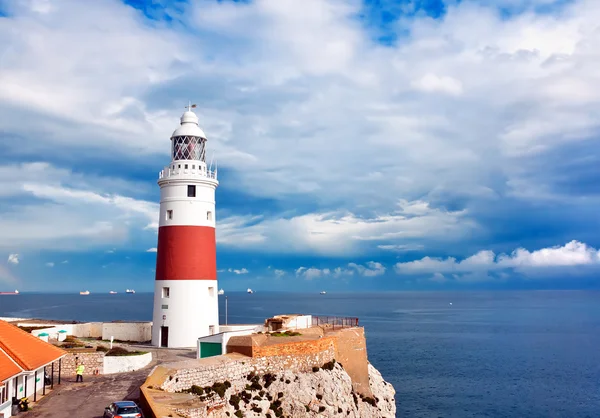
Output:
(103, 401), (144, 418)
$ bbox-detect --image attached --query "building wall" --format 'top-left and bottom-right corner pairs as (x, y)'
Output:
(61, 351), (105, 376)
(196, 327), (262, 359)
(152, 279), (219, 348)
(102, 322), (151, 342)
(252, 336), (336, 358)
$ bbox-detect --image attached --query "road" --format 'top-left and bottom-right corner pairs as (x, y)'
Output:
(27, 347), (195, 418)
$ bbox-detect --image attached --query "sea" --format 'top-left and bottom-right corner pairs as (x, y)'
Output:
(1, 290), (599, 418)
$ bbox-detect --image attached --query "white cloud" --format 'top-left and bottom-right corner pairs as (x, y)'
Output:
(217, 200), (474, 256)
(0, 162), (158, 251)
(146, 248), (157, 253)
(228, 268), (249, 275)
(0, 0), (600, 259)
(45, 262), (54, 267)
(295, 261), (386, 280)
(378, 244), (425, 252)
(395, 240), (600, 275)
(273, 269), (286, 278)
(7, 254), (19, 265)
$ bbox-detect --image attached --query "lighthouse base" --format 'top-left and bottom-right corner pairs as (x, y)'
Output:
(151, 279), (220, 348)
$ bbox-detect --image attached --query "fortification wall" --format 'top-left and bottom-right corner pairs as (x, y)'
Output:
(159, 344), (336, 393)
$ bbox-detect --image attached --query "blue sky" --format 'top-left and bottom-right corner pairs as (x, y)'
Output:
(1, 0), (600, 292)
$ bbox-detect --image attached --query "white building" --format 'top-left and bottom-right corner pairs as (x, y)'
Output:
(151, 105), (220, 348)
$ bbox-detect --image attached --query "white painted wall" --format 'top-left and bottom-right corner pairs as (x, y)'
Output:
(285, 315), (312, 330)
(103, 352), (152, 374)
(152, 279), (219, 348)
(102, 322), (151, 342)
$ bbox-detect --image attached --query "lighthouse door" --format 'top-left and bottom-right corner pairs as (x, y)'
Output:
(160, 326), (169, 347)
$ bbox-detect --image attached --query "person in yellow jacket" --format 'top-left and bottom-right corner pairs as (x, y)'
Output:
(75, 363), (85, 382)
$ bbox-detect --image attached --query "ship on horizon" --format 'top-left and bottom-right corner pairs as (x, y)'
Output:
(247, 288), (254, 294)
(80, 290), (90, 295)
(126, 289), (135, 294)
(0, 289), (19, 295)
(109, 290), (117, 294)
(218, 289), (225, 295)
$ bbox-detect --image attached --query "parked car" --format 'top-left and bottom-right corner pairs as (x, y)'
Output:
(103, 401), (144, 418)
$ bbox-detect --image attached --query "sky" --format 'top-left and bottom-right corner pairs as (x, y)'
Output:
(1, 0), (600, 292)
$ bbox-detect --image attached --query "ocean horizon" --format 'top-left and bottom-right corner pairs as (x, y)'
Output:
(1, 289), (599, 417)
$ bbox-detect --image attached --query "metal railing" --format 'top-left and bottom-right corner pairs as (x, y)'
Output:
(312, 316), (359, 330)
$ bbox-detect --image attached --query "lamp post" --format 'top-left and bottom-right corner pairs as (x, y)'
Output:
(225, 296), (228, 325)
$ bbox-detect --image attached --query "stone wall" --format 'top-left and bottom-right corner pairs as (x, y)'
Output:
(61, 350), (105, 376)
(252, 336), (336, 357)
(159, 344), (336, 393)
(332, 327), (372, 396)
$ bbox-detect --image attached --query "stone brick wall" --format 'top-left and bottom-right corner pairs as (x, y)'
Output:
(252, 335), (337, 357)
(61, 350), (104, 376)
(159, 344), (336, 393)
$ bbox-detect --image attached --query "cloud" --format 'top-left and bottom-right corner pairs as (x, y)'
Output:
(7, 254), (19, 265)
(295, 261), (386, 280)
(228, 268), (249, 275)
(0, 162), (158, 251)
(394, 241), (600, 277)
(45, 262), (54, 267)
(218, 200), (474, 256)
(0, 0), (600, 273)
(273, 269), (286, 278)
(146, 248), (157, 253)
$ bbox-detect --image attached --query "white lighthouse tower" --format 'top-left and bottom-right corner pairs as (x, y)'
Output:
(151, 104), (220, 348)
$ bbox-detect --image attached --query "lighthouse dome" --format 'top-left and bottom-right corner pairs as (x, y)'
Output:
(171, 110), (206, 139)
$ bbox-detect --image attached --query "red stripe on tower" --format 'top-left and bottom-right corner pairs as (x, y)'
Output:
(155, 226), (217, 281)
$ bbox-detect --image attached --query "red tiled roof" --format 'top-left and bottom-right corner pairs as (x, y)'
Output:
(0, 320), (66, 371)
(0, 348), (22, 382)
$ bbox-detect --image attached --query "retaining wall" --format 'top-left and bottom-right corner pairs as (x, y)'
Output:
(104, 352), (153, 374)
(61, 350), (105, 376)
(159, 342), (336, 393)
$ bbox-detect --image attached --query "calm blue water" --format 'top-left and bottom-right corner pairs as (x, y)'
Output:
(1, 290), (599, 417)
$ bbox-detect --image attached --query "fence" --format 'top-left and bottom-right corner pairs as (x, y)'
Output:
(312, 316), (359, 330)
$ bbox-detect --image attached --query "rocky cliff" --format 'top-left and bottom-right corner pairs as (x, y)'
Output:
(173, 360), (395, 418)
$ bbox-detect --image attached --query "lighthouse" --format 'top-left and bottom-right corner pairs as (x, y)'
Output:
(151, 104), (219, 348)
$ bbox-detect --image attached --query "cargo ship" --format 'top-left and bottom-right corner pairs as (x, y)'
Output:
(109, 290), (117, 294)
(126, 289), (135, 294)
(0, 290), (19, 295)
(80, 290), (90, 295)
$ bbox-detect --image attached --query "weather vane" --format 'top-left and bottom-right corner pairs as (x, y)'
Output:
(186, 101), (197, 112)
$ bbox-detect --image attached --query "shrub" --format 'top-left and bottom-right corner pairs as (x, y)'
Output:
(191, 385), (204, 395)
(305, 405), (310, 412)
(229, 394), (241, 409)
(312, 366), (320, 372)
(96, 345), (109, 352)
(105, 347), (148, 357)
(319, 406), (326, 413)
(234, 411), (243, 418)
(253, 396), (262, 401)
(271, 330), (302, 337)
(321, 360), (336, 371)
(316, 394), (323, 400)
(251, 406), (262, 413)
(285, 379), (290, 384)
(338, 407), (343, 413)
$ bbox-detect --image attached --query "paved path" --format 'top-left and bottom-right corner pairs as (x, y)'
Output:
(28, 347), (196, 418)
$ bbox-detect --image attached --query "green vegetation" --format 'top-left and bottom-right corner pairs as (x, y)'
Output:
(270, 330), (302, 337)
(105, 347), (148, 356)
(96, 345), (109, 352)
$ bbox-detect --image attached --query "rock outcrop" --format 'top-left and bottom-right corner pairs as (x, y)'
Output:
(174, 360), (395, 418)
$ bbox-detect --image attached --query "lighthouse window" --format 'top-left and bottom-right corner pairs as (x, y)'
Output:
(207, 211), (213, 221)
(185, 164), (188, 169)
(208, 287), (215, 297)
(166, 210), (173, 220)
(162, 287), (170, 298)
(187, 185), (196, 197)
